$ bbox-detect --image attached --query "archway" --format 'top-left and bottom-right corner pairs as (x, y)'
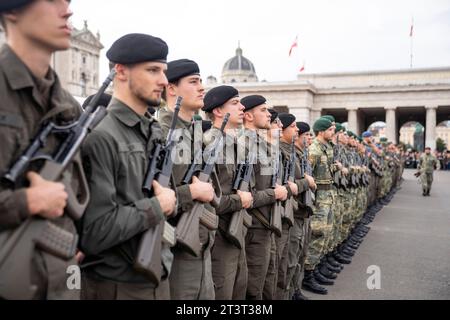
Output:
(367, 121), (387, 141)
(399, 121), (424, 152)
(436, 120), (450, 152)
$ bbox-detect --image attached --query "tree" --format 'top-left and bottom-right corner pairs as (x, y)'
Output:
(436, 138), (447, 153)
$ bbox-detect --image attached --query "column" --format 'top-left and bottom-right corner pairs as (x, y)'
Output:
(290, 106), (311, 124)
(425, 105), (437, 150)
(310, 110), (322, 125)
(384, 106), (397, 144)
(346, 107), (359, 134)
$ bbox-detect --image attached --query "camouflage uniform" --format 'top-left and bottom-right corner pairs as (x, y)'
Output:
(304, 139), (335, 271)
(418, 153), (437, 195)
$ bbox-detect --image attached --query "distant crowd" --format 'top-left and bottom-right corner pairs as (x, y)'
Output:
(403, 149), (450, 170)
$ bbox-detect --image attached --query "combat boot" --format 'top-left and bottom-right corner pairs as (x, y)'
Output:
(343, 241), (359, 250)
(340, 247), (355, 257)
(314, 268), (335, 285)
(302, 270), (328, 295)
(318, 263), (338, 279)
(327, 254), (344, 270)
(292, 289), (309, 300)
(334, 252), (352, 264)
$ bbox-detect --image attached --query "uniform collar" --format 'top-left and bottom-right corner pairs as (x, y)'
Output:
(0, 44), (79, 122)
(0, 44), (35, 90)
(108, 98), (153, 138)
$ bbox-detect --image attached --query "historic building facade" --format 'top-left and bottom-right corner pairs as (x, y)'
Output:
(0, 21), (103, 100)
(209, 64), (450, 150)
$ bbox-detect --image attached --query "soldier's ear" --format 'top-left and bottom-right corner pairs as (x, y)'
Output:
(166, 83), (178, 99)
(114, 64), (128, 81)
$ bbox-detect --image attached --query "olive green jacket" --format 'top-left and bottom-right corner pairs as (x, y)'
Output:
(80, 98), (168, 284)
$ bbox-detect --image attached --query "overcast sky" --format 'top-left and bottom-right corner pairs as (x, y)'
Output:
(70, 0), (450, 83)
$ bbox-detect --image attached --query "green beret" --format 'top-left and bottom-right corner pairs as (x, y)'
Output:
(313, 118), (333, 132)
(335, 123), (345, 133)
(380, 137), (388, 143)
(347, 131), (355, 138)
(322, 115), (336, 123)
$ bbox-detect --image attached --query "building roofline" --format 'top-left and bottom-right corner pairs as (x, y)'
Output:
(297, 66), (450, 79)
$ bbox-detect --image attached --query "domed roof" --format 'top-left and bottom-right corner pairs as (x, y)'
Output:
(222, 46), (257, 74)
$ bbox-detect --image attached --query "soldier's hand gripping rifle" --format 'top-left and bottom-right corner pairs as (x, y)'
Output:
(281, 137), (296, 227)
(228, 145), (255, 249)
(134, 97), (182, 285)
(0, 71), (115, 300)
(269, 152), (283, 237)
(2, 69), (116, 220)
(176, 114), (230, 257)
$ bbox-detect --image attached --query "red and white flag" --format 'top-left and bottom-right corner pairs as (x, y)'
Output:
(410, 18), (414, 37)
(299, 60), (305, 73)
(289, 35), (298, 57)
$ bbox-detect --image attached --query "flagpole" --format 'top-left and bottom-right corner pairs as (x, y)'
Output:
(410, 17), (414, 68)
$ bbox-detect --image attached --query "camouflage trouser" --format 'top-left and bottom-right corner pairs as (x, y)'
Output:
(368, 173), (377, 206)
(420, 172), (434, 193)
(339, 188), (353, 242)
(304, 190), (334, 271)
(379, 172), (388, 198)
(357, 186), (368, 221)
(328, 188), (344, 251)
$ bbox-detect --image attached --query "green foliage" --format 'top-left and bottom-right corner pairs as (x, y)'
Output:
(436, 137), (447, 153)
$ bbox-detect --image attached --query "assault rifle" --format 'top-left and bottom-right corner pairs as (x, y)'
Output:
(176, 114), (230, 256)
(134, 97), (182, 284)
(281, 137), (296, 227)
(228, 142), (254, 249)
(0, 70), (116, 300)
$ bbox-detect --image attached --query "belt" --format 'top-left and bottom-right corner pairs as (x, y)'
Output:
(316, 184), (332, 191)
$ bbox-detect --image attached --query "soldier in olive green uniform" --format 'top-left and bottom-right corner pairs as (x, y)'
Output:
(263, 110), (284, 300)
(288, 121), (317, 300)
(159, 59), (217, 300)
(202, 86), (253, 300)
(277, 114), (319, 299)
(80, 34), (177, 300)
(0, 0), (85, 300)
(302, 118), (338, 295)
(417, 147), (437, 196)
(240, 96), (288, 300)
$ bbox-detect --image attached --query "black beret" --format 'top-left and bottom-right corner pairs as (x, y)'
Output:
(166, 59), (200, 83)
(241, 95), (267, 112)
(278, 113), (296, 130)
(0, 0), (31, 12)
(202, 86), (239, 112)
(268, 109), (278, 123)
(107, 33), (168, 65)
(296, 122), (311, 135)
(202, 120), (212, 133)
(82, 93), (112, 109)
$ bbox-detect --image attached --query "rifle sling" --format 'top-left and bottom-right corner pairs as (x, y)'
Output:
(249, 208), (272, 230)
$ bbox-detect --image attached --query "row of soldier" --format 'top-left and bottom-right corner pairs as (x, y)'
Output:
(0, 0), (403, 300)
